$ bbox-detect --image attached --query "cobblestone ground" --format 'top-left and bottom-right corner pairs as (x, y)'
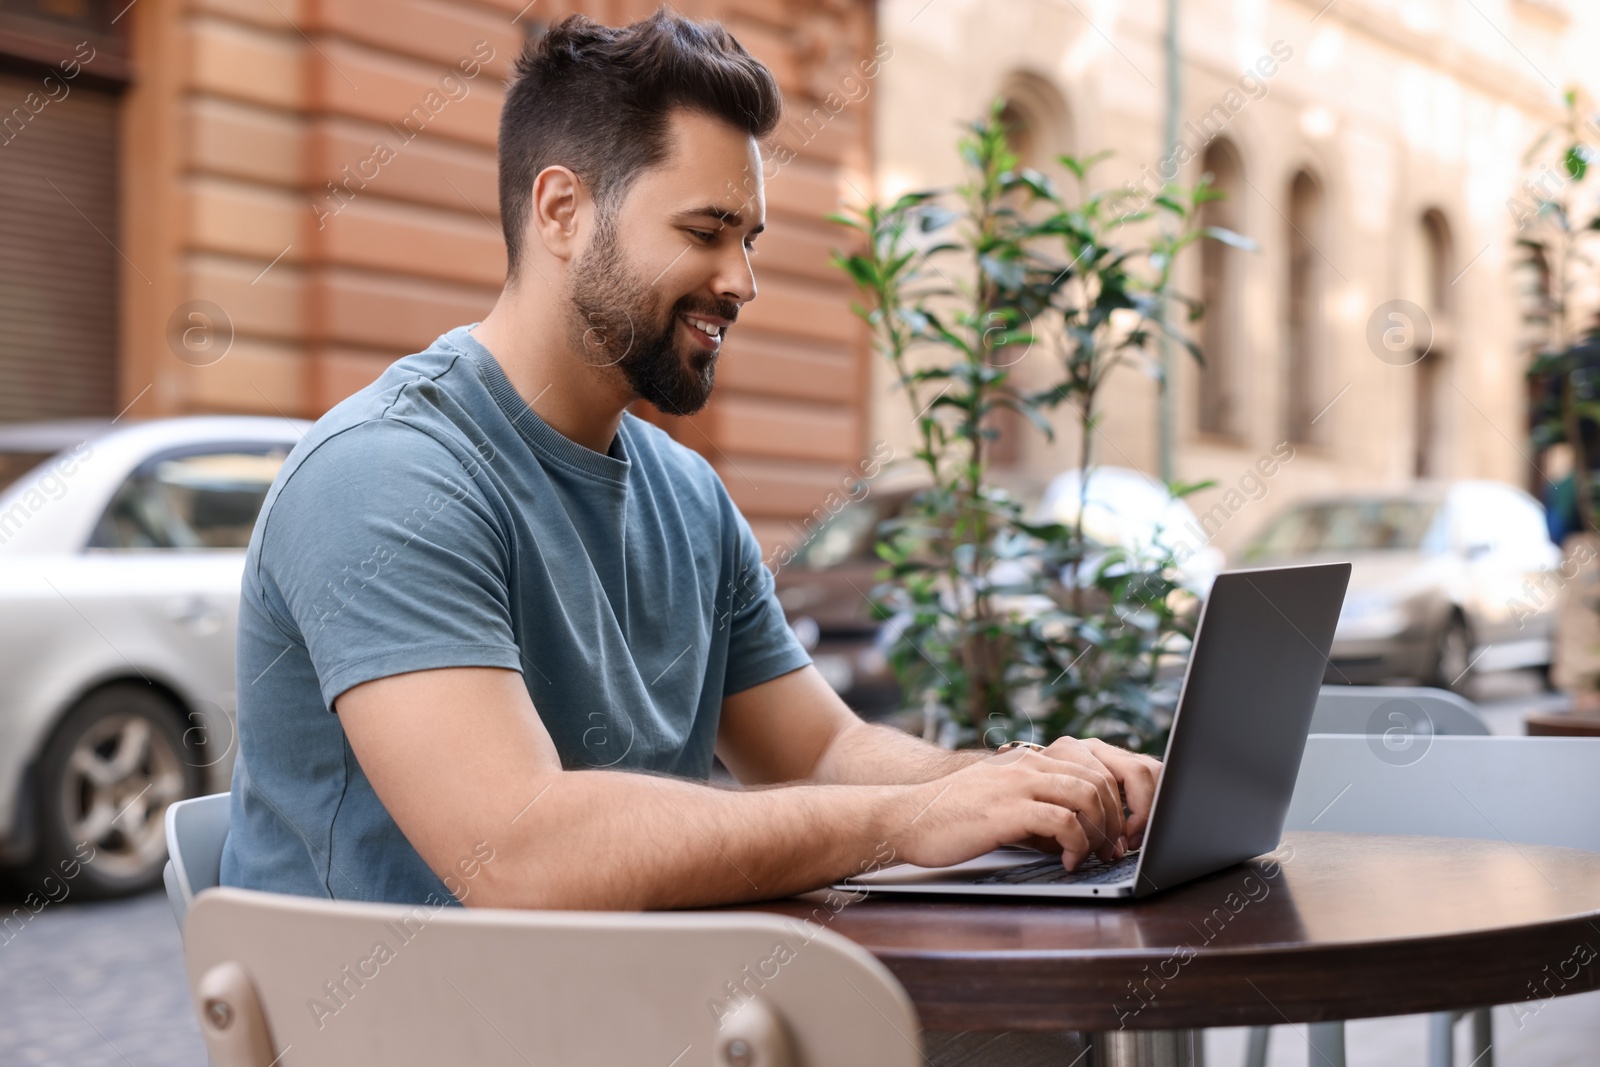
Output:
(1206, 993), (1600, 1067)
(0, 887), (207, 1067)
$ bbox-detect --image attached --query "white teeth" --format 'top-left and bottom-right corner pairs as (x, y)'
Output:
(685, 316), (719, 337)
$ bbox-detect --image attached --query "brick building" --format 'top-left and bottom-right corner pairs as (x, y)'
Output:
(873, 0), (1599, 555)
(0, 0), (878, 551)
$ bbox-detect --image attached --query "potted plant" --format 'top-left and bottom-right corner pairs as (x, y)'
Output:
(830, 100), (1242, 753)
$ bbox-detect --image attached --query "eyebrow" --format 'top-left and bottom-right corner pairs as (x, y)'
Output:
(673, 205), (765, 238)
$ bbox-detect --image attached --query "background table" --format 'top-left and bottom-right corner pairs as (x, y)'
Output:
(745, 831), (1600, 1063)
(1525, 708), (1600, 736)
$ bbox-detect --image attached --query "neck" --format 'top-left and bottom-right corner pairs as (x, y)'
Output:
(469, 279), (633, 455)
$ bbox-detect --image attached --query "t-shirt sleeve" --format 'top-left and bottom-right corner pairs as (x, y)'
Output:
(720, 498), (812, 696)
(257, 419), (524, 711)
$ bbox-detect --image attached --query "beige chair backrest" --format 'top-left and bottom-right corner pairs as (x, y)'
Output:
(184, 886), (922, 1067)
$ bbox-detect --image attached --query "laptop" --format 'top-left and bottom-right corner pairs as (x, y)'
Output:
(835, 562), (1351, 900)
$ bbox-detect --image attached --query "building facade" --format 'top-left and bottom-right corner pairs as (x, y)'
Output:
(0, 0), (879, 552)
(872, 0), (1597, 556)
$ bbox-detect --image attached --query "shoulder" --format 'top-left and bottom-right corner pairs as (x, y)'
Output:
(254, 405), (495, 575)
(620, 413), (727, 509)
(270, 338), (497, 507)
(278, 419), (467, 505)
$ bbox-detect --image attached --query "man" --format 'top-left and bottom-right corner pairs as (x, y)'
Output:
(219, 8), (1161, 913)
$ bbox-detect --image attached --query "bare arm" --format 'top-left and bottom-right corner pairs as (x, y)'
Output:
(336, 666), (1124, 910)
(715, 665), (984, 786)
(338, 667), (905, 910)
(718, 666), (1164, 850)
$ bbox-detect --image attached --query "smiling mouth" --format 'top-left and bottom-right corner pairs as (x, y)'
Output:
(680, 314), (724, 349)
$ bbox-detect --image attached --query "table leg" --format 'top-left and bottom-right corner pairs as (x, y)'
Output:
(1470, 1006), (1493, 1067)
(1086, 1029), (1203, 1066)
(1427, 1012), (1454, 1067)
(1306, 1022), (1345, 1067)
(1244, 1026), (1270, 1067)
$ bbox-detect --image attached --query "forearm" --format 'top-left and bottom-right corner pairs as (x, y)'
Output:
(809, 719), (988, 786)
(469, 768), (909, 910)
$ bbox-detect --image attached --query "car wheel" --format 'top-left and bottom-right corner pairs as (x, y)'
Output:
(1430, 615), (1474, 695)
(7, 684), (202, 901)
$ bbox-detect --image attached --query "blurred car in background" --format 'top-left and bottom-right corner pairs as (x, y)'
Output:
(775, 466), (1221, 715)
(1237, 481), (1561, 691)
(0, 416), (304, 899)
(774, 474), (922, 717)
(1033, 466), (1224, 597)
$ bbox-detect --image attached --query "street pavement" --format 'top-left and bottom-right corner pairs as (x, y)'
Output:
(0, 886), (207, 1066)
(0, 672), (1594, 1066)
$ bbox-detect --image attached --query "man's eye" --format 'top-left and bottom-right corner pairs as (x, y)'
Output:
(689, 229), (716, 242)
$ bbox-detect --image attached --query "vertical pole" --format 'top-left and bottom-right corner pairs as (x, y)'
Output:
(1243, 1026), (1270, 1067)
(1307, 1022), (1347, 1067)
(1157, 0), (1181, 483)
(1427, 1011), (1456, 1067)
(1088, 1028), (1201, 1066)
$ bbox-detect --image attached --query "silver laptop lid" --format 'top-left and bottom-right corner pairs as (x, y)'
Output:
(1130, 562), (1350, 897)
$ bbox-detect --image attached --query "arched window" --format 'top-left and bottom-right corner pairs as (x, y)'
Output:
(1285, 170), (1325, 444)
(997, 100), (1037, 172)
(988, 77), (1072, 469)
(995, 72), (1074, 176)
(1415, 210), (1454, 478)
(1197, 140), (1244, 439)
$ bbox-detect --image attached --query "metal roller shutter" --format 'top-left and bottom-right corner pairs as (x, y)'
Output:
(0, 65), (118, 422)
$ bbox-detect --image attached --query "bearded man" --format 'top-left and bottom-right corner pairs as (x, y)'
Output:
(220, 8), (1158, 924)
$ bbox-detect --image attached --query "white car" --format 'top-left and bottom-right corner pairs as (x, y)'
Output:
(1237, 481), (1562, 690)
(0, 416), (304, 898)
(1033, 465), (1226, 596)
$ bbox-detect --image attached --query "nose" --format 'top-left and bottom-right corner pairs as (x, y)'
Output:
(718, 245), (757, 308)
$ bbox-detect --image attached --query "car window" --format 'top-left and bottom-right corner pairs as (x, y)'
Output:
(1450, 486), (1552, 562)
(88, 445), (289, 550)
(792, 495), (892, 570)
(1245, 499), (1441, 560)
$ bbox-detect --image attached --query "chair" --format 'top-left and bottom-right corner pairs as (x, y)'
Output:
(1247, 730), (1600, 1067)
(182, 885), (923, 1067)
(1308, 684), (1489, 737)
(164, 791), (231, 937)
(1246, 686), (1487, 1067)
(1250, 685), (1504, 1067)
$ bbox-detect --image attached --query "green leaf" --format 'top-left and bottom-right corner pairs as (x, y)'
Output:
(1565, 145), (1587, 181)
(1152, 194), (1186, 218)
(1167, 478), (1217, 499)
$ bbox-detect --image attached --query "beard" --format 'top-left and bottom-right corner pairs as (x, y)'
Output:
(565, 218), (734, 417)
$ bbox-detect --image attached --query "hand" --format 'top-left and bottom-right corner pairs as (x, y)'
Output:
(886, 750), (1123, 872)
(1039, 737), (1163, 850)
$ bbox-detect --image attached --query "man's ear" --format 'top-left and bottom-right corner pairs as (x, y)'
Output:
(531, 165), (586, 262)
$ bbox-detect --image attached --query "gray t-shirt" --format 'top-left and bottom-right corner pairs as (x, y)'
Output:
(218, 324), (811, 906)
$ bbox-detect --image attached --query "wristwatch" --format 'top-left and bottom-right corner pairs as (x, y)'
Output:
(994, 740), (1048, 754)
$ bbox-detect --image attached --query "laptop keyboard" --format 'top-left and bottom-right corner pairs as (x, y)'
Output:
(972, 851), (1142, 886)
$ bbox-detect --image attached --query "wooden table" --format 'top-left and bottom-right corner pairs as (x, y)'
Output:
(1525, 708), (1600, 736)
(745, 832), (1600, 1066)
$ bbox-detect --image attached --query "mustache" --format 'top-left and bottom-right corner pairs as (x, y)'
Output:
(675, 300), (740, 325)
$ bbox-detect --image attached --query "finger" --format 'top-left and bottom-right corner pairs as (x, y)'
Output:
(1024, 802), (1090, 870)
(1031, 765), (1118, 862)
(1129, 757), (1164, 847)
(1121, 754), (1163, 840)
(1086, 740), (1159, 841)
(1032, 749), (1125, 855)
(1017, 833), (1065, 855)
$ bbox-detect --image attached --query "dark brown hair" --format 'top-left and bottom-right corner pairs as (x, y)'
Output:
(497, 7), (783, 280)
